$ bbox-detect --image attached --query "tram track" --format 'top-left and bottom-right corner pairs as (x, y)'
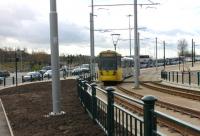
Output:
(140, 82), (200, 101)
(115, 86), (200, 136)
(117, 86), (200, 118)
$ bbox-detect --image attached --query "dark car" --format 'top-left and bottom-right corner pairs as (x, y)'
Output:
(23, 72), (42, 82)
(0, 71), (10, 77)
(0, 77), (3, 84)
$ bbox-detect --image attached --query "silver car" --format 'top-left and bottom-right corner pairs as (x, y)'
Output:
(23, 72), (42, 82)
(43, 70), (52, 78)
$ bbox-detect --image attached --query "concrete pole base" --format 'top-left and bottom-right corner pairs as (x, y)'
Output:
(44, 111), (66, 118)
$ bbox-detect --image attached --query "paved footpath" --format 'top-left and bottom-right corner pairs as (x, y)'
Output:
(0, 100), (11, 136)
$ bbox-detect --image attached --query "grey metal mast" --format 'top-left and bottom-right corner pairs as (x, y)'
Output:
(50, 0), (61, 114)
(134, 0), (139, 88)
(156, 37), (158, 70)
(128, 14), (132, 57)
(90, 0), (95, 80)
(137, 32), (140, 76)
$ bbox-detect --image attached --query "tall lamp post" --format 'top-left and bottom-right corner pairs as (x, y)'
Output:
(111, 34), (120, 51)
(134, 0), (139, 88)
(163, 41), (165, 69)
(15, 50), (19, 86)
(155, 37), (158, 71)
(192, 39), (194, 67)
(49, 0), (64, 115)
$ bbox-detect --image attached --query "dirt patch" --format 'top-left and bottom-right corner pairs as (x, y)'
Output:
(0, 79), (105, 136)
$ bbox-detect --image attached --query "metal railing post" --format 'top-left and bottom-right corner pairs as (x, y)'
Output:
(76, 78), (80, 97)
(3, 77), (6, 86)
(91, 83), (97, 122)
(198, 72), (200, 86)
(142, 95), (157, 136)
(83, 80), (88, 112)
(169, 72), (171, 82)
(161, 71), (163, 79)
(177, 72), (178, 83)
(79, 80), (83, 103)
(106, 87), (115, 136)
(41, 73), (44, 80)
(22, 76), (24, 83)
(30, 75), (33, 82)
(172, 71), (174, 82)
(182, 72), (184, 84)
(12, 77), (15, 85)
(189, 72), (191, 85)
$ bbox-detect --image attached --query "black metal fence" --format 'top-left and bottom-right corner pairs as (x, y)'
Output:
(77, 78), (200, 136)
(161, 71), (200, 86)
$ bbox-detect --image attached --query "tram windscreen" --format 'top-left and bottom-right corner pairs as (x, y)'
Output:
(99, 57), (117, 70)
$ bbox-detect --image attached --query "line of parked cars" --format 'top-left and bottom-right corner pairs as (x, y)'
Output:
(22, 66), (52, 82)
(0, 70), (10, 84)
(1, 64), (90, 84)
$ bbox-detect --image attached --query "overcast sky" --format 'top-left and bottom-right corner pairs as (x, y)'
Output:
(1, 0), (200, 58)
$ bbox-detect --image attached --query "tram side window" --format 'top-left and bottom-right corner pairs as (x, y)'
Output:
(117, 56), (121, 67)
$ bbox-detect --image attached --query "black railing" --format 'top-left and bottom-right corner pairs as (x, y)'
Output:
(161, 71), (200, 87)
(77, 78), (200, 136)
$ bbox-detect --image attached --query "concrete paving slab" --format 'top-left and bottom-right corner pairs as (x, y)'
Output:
(0, 99), (12, 136)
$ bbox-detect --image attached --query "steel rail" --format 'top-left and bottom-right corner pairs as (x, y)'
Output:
(117, 86), (200, 118)
(141, 82), (200, 101)
(152, 82), (200, 95)
(116, 86), (200, 136)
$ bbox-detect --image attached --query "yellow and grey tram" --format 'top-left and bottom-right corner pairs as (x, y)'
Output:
(98, 50), (134, 83)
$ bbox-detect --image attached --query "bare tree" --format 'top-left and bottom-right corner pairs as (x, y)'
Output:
(177, 38), (188, 71)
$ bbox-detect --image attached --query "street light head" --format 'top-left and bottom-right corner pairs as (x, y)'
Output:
(111, 33), (120, 44)
(111, 33), (120, 36)
(111, 33), (120, 51)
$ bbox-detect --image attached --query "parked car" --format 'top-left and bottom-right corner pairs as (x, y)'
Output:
(39, 66), (51, 75)
(80, 64), (90, 73)
(0, 77), (3, 84)
(0, 70), (10, 77)
(43, 70), (52, 78)
(72, 67), (83, 75)
(23, 72), (42, 82)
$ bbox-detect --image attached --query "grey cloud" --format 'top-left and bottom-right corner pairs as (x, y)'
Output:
(145, 28), (194, 36)
(0, 6), (91, 46)
(0, 4), (114, 49)
(59, 23), (89, 44)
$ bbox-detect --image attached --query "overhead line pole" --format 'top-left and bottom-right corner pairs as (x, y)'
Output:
(128, 14), (132, 57)
(194, 42), (196, 63)
(163, 41), (165, 70)
(155, 37), (158, 71)
(138, 32), (140, 76)
(192, 39), (194, 67)
(91, 1), (159, 88)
